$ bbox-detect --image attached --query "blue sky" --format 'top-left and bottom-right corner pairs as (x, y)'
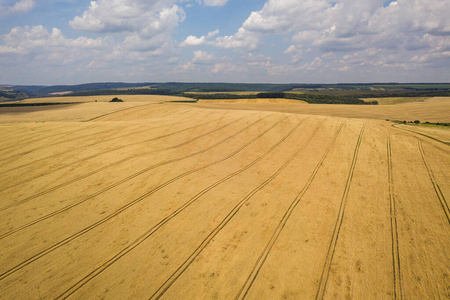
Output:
(0, 0), (448, 85)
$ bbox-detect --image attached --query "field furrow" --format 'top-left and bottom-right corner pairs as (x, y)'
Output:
(0, 112), (257, 211)
(0, 99), (448, 300)
(0, 113), (294, 296)
(390, 132), (450, 299)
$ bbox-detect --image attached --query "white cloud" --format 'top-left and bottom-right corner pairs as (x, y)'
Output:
(212, 0), (450, 76)
(0, 26), (109, 57)
(215, 0), (449, 50)
(180, 29), (219, 46)
(67, 0), (186, 71)
(284, 45), (302, 63)
(180, 35), (207, 46)
(1, 0), (35, 15)
(211, 62), (247, 74)
(192, 50), (215, 64)
(70, 1), (185, 34)
(214, 28), (260, 51)
(202, 0), (229, 6)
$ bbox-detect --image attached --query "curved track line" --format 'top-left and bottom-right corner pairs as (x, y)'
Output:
(314, 123), (365, 300)
(417, 139), (450, 224)
(392, 124), (449, 146)
(0, 113), (259, 231)
(55, 118), (312, 300)
(235, 122), (344, 300)
(0, 125), (84, 152)
(149, 120), (318, 300)
(87, 102), (211, 123)
(82, 103), (164, 122)
(0, 114), (228, 190)
(0, 127), (36, 144)
(0, 115), (287, 281)
(0, 125), (131, 164)
(387, 132), (403, 300)
(0, 109), (211, 174)
(0, 113), (253, 211)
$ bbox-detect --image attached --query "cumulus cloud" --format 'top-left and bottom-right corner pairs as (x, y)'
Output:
(215, 0), (450, 50)
(70, 1), (185, 34)
(202, 0), (229, 6)
(0, 25), (108, 57)
(180, 29), (219, 46)
(191, 50), (215, 64)
(284, 45), (302, 63)
(1, 0), (35, 15)
(212, 0), (450, 77)
(214, 28), (260, 51)
(67, 0), (187, 72)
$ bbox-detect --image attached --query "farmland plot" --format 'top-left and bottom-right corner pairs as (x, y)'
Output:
(0, 102), (448, 299)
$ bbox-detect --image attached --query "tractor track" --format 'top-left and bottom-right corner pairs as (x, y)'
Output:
(0, 108), (218, 175)
(0, 114), (230, 191)
(0, 125), (131, 164)
(0, 125), (85, 152)
(0, 126), (37, 143)
(417, 139), (450, 224)
(82, 102), (195, 122)
(0, 113), (256, 212)
(82, 103), (162, 122)
(387, 132), (403, 300)
(0, 113), (258, 225)
(235, 121), (345, 300)
(392, 124), (449, 146)
(149, 119), (317, 300)
(0, 115), (288, 281)
(314, 123), (365, 300)
(55, 117), (312, 299)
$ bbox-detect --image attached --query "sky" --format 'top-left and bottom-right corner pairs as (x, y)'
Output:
(0, 0), (449, 85)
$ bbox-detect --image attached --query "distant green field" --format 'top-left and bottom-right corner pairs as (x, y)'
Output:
(372, 84), (450, 90)
(362, 97), (428, 105)
(184, 91), (261, 95)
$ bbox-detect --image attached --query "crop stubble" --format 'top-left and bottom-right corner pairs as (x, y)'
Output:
(0, 101), (448, 299)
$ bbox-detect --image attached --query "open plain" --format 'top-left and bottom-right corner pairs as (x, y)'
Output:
(0, 96), (449, 299)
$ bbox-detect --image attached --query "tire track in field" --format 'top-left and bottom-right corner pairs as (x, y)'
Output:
(89, 103), (206, 123)
(0, 127), (35, 144)
(314, 123), (365, 300)
(0, 108), (205, 173)
(0, 119), (106, 152)
(235, 121), (345, 300)
(0, 126), (83, 152)
(392, 124), (450, 146)
(0, 113), (256, 218)
(0, 114), (228, 190)
(149, 119), (318, 300)
(417, 139), (450, 224)
(387, 132), (403, 300)
(0, 125), (62, 142)
(82, 103), (164, 122)
(0, 103), (213, 172)
(0, 115), (287, 281)
(55, 117), (312, 300)
(92, 103), (196, 123)
(0, 104), (182, 152)
(0, 125), (129, 163)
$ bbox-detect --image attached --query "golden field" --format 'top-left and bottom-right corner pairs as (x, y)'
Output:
(0, 95), (448, 299)
(197, 98), (307, 104)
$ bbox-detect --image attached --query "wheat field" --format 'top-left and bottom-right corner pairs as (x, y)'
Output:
(0, 97), (448, 299)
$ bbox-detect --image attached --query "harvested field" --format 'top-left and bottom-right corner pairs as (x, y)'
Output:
(197, 98), (306, 104)
(0, 95), (193, 123)
(16, 95), (192, 103)
(0, 98), (448, 299)
(194, 97), (450, 123)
